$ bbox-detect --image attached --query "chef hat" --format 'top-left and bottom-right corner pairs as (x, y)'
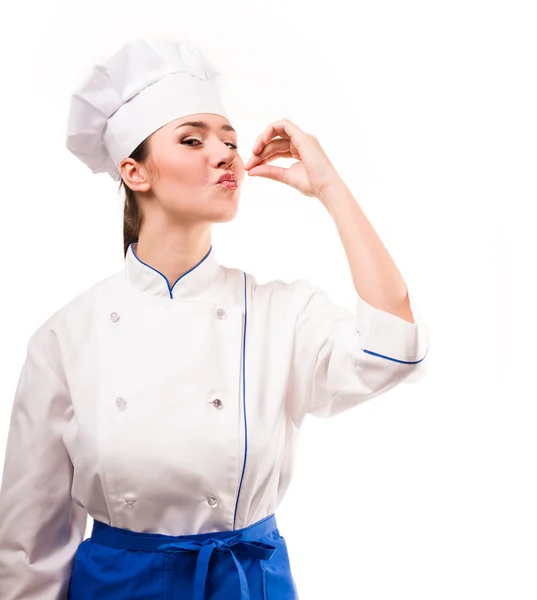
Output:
(65, 37), (229, 181)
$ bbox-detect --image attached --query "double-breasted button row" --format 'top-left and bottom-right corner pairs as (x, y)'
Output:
(115, 396), (223, 411)
(111, 307), (224, 511)
(110, 308), (227, 323)
(124, 496), (218, 509)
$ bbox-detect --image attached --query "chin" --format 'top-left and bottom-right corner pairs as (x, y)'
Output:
(212, 203), (239, 223)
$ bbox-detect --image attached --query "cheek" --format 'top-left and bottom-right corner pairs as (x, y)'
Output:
(157, 151), (207, 187)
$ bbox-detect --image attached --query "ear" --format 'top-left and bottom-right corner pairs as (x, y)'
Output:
(119, 159), (151, 192)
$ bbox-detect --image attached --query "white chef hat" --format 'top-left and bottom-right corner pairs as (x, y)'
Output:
(65, 37), (229, 181)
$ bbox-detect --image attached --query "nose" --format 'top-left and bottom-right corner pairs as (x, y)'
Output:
(216, 151), (237, 170)
(218, 146), (236, 166)
(209, 138), (238, 173)
(217, 157), (234, 169)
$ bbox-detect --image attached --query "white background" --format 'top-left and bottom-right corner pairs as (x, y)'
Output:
(0, 1), (534, 598)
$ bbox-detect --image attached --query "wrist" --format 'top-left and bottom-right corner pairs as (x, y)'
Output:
(317, 178), (349, 208)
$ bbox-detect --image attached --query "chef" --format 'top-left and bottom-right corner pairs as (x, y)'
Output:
(0, 37), (429, 600)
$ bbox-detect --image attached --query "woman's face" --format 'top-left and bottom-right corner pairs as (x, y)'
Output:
(132, 113), (245, 223)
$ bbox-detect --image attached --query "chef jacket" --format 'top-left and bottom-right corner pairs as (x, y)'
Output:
(0, 242), (429, 599)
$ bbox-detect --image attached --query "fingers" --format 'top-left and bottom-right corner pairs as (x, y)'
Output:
(245, 138), (291, 169)
(248, 150), (294, 170)
(251, 118), (303, 155)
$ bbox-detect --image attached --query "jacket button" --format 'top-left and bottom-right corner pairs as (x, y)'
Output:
(125, 499), (137, 508)
(110, 312), (120, 322)
(215, 308), (226, 319)
(212, 398), (223, 409)
(207, 496), (218, 507)
(116, 397), (127, 409)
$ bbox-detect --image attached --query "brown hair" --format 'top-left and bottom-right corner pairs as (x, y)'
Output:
(117, 136), (153, 258)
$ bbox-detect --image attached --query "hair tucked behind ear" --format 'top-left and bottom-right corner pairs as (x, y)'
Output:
(117, 137), (152, 258)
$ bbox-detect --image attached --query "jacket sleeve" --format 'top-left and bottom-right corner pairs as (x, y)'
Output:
(287, 279), (430, 426)
(0, 333), (87, 599)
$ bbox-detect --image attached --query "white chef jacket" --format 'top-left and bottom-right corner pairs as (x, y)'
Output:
(0, 242), (429, 599)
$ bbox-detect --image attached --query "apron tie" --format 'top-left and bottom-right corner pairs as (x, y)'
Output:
(157, 534), (277, 600)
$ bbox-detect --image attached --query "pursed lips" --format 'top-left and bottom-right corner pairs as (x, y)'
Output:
(216, 172), (237, 184)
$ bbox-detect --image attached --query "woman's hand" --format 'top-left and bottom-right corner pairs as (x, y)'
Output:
(243, 118), (343, 201)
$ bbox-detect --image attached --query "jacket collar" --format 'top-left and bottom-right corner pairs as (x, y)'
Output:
(124, 241), (221, 300)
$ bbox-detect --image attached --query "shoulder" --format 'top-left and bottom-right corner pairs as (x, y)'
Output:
(225, 263), (322, 313)
(28, 268), (123, 359)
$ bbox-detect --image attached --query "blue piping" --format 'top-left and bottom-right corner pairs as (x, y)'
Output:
(130, 242), (213, 299)
(362, 345), (429, 364)
(233, 271), (248, 530)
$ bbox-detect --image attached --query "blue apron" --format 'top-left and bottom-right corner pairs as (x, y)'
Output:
(68, 512), (299, 599)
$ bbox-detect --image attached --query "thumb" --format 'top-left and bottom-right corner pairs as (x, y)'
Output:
(247, 167), (265, 176)
(247, 165), (286, 182)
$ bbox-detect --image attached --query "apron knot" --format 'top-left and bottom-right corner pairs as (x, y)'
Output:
(157, 535), (277, 600)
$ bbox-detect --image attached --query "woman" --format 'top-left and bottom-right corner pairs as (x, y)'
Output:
(0, 37), (429, 599)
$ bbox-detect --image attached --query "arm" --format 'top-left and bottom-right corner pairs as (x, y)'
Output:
(287, 278), (429, 426)
(0, 333), (87, 599)
(319, 178), (416, 323)
(288, 179), (429, 426)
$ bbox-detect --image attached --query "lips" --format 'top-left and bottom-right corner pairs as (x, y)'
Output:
(217, 172), (237, 184)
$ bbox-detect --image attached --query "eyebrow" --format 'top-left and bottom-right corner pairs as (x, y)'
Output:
(175, 120), (236, 133)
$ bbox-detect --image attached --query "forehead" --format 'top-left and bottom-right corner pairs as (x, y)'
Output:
(170, 114), (236, 133)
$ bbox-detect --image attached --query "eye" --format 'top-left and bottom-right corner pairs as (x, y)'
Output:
(181, 138), (238, 149)
(181, 138), (202, 146)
